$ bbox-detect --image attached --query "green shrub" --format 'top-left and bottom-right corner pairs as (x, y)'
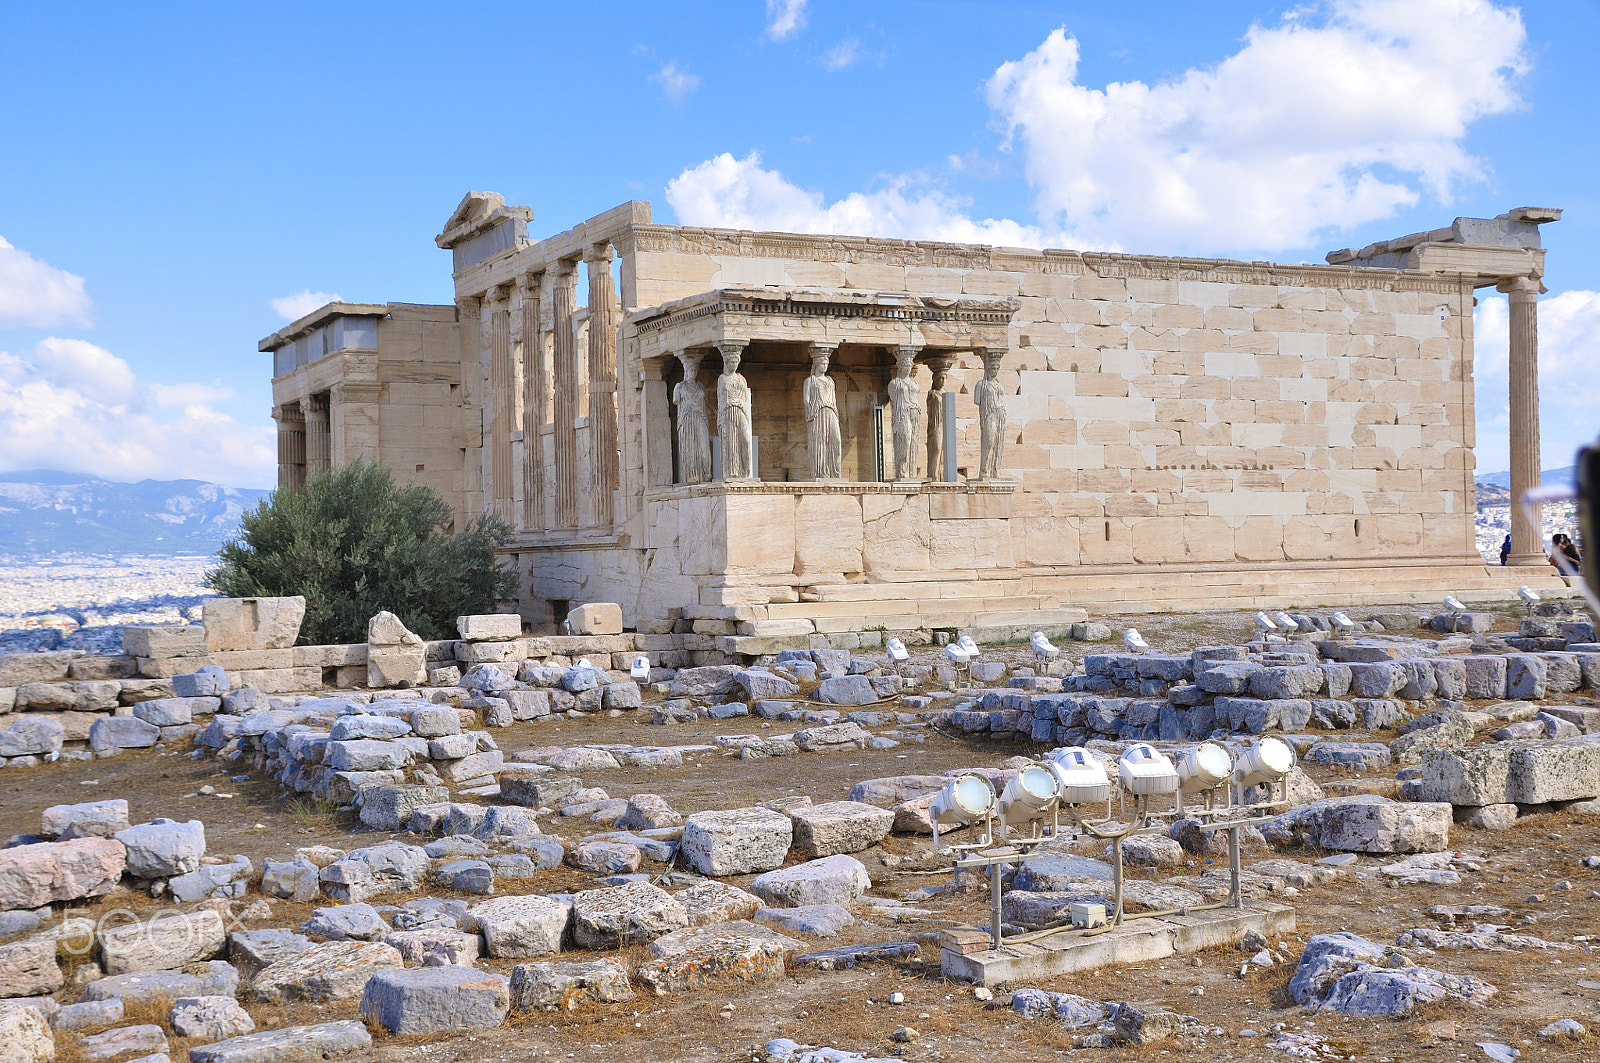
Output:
(207, 460), (515, 645)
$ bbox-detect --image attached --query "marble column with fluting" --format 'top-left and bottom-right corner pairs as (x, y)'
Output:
(489, 289), (513, 519)
(519, 273), (546, 532)
(303, 394), (331, 478)
(551, 261), (579, 529)
(586, 245), (619, 527)
(276, 405), (306, 493)
(1502, 275), (1544, 565)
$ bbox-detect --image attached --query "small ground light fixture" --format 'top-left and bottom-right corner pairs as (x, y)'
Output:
(998, 762), (1062, 834)
(1123, 628), (1149, 654)
(1331, 611), (1355, 634)
(943, 642), (971, 665)
(885, 637), (910, 663)
(1444, 596), (1466, 614)
(1274, 611), (1298, 631)
(630, 655), (650, 679)
(1254, 611), (1277, 632)
(575, 657), (592, 669)
(1045, 747), (1111, 805)
(956, 634), (980, 657)
(1177, 741), (1234, 794)
(928, 773), (996, 844)
(1118, 743), (1179, 796)
(1519, 586), (1540, 616)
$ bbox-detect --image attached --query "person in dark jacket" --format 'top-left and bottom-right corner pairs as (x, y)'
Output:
(1500, 533), (1511, 566)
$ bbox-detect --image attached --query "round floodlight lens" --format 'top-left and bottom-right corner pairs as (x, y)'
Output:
(1018, 764), (1058, 802)
(1195, 742), (1232, 780)
(1256, 736), (1294, 777)
(954, 775), (994, 816)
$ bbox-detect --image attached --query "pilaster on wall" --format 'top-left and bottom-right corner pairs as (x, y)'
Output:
(488, 287), (514, 519)
(456, 295), (486, 518)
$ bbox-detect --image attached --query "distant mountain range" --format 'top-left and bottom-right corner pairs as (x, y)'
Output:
(1474, 465), (1577, 490)
(0, 471), (271, 555)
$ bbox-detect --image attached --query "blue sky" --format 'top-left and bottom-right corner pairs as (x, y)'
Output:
(2, 0), (1596, 488)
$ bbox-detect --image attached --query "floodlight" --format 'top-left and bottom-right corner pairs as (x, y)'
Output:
(1331, 611), (1355, 633)
(886, 638), (910, 663)
(1123, 628), (1149, 654)
(943, 643), (971, 665)
(997, 762), (1062, 832)
(928, 773), (996, 842)
(630, 655), (651, 680)
(1444, 596), (1466, 614)
(1177, 741), (1234, 794)
(1045, 747), (1111, 805)
(1254, 611), (1277, 632)
(1233, 735), (1296, 789)
(1030, 631), (1059, 657)
(1274, 611), (1299, 631)
(956, 635), (980, 657)
(575, 657), (592, 669)
(1117, 743), (1179, 796)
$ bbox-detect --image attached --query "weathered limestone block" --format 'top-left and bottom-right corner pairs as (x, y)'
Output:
(571, 882), (689, 948)
(173, 665), (230, 697)
(165, 855), (248, 904)
(324, 740), (410, 772)
(0, 651), (75, 686)
(456, 614), (522, 641)
(203, 596), (306, 652)
(358, 966), (510, 1034)
(1506, 654), (1547, 700)
(1462, 656), (1509, 700)
(228, 929), (312, 975)
(787, 801), (894, 858)
(187, 1021), (371, 1063)
(793, 722), (870, 752)
(465, 895), (572, 958)
(170, 996), (256, 1041)
(508, 958), (634, 1012)
(40, 799), (129, 840)
(681, 807), (793, 876)
(815, 675), (877, 706)
(382, 928), (481, 966)
(674, 881), (766, 926)
(260, 859), (321, 902)
(500, 773), (582, 808)
(357, 785), (449, 832)
(1318, 801), (1451, 854)
(81, 962), (239, 1007)
(565, 841), (641, 876)
(635, 920), (800, 996)
(318, 843), (429, 903)
(0, 716), (65, 758)
(846, 775), (948, 807)
(0, 837), (126, 910)
(302, 903), (387, 942)
(251, 940), (404, 1003)
(98, 909), (227, 974)
(0, 938), (64, 998)
(88, 716), (161, 753)
(1419, 741), (1600, 805)
(79, 1022), (167, 1062)
(567, 603), (623, 636)
(0, 1007), (53, 1063)
(53, 999), (124, 1032)
(114, 818), (205, 878)
(616, 794), (683, 831)
(749, 855), (871, 908)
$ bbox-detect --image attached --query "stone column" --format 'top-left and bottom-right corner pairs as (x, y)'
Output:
(586, 245), (619, 527)
(276, 405), (306, 494)
(519, 273), (546, 532)
(674, 350), (712, 484)
(303, 394), (331, 478)
(923, 353), (955, 482)
(715, 340), (753, 480)
(1501, 276), (1544, 565)
(489, 288), (513, 519)
(803, 343), (843, 481)
(550, 261), (579, 529)
(975, 347), (1007, 481)
(641, 357), (674, 489)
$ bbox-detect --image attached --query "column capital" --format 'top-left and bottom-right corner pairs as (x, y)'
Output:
(806, 342), (839, 358)
(714, 339), (749, 356)
(1496, 275), (1544, 296)
(516, 270), (542, 294)
(920, 351), (958, 373)
(584, 242), (615, 265)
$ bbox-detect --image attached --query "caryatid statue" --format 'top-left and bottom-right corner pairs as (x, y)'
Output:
(673, 351), (712, 484)
(804, 345), (843, 480)
(716, 342), (753, 480)
(975, 347), (1007, 480)
(924, 354), (953, 482)
(887, 347), (922, 481)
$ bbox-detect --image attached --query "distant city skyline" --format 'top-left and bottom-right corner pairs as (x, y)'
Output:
(2, 1), (1596, 488)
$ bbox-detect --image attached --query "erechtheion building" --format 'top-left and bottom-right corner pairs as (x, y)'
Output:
(264, 195), (1566, 644)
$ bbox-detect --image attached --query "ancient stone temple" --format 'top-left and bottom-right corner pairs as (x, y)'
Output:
(264, 194), (1567, 642)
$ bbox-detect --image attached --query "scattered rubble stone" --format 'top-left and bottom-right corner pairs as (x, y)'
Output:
(358, 966), (510, 1034)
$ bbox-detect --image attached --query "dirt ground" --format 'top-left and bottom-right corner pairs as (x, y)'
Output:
(6, 602), (1598, 1063)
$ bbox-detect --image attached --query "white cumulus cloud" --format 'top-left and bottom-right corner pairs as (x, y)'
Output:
(666, 151), (1050, 247)
(0, 338), (275, 487)
(654, 62), (700, 102)
(0, 236), (92, 328)
(269, 289), (342, 322)
(823, 39), (863, 71)
(765, 0), (807, 41)
(985, 0), (1528, 254)
(673, 1), (1528, 257)
(1473, 289), (1600, 478)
